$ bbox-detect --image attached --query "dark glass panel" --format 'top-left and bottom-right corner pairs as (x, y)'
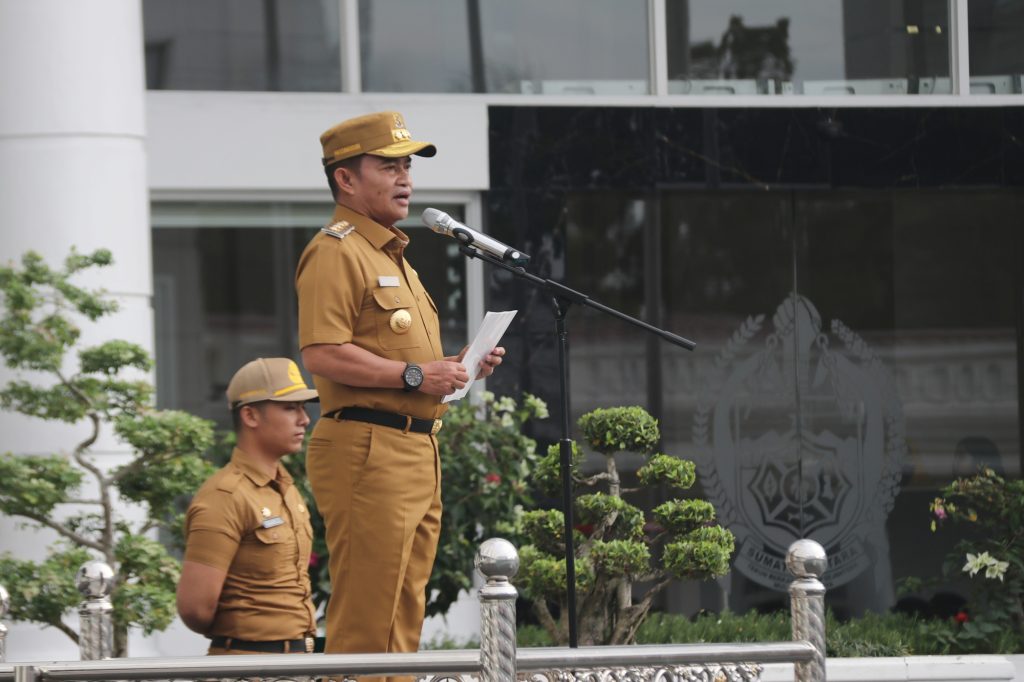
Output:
(143, 0), (341, 91)
(360, 0), (648, 94)
(968, 0), (1024, 94)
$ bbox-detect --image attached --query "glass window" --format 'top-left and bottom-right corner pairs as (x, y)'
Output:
(657, 189), (1020, 616)
(666, 0), (951, 95)
(564, 193), (652, 415)
(152, 201), (467, 427)
(143, 0), (341, 91)
(360, 0), (650, 94)
(968, 0), (1024, 94)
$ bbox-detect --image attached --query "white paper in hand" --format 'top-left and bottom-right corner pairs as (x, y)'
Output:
(443, 310), (517, 403)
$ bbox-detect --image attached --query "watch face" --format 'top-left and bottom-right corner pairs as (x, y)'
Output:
(404, 364), (424, 387)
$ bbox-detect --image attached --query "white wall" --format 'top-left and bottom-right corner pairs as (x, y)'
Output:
(147, 93), (490, 193)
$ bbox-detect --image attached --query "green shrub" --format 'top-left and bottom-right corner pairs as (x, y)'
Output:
(929, 468), (1024, 652)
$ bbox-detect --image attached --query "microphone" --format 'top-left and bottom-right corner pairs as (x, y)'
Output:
(421, 208), (530, 267)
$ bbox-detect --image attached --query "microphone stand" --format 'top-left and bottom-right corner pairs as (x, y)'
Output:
(457, 244), (695, 648)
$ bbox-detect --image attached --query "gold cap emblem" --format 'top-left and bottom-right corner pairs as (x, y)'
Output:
(389, 309), (413, 334)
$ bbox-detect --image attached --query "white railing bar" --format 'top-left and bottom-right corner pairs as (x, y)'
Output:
(2, 649), (479, 681)
(0, 641), (817, 681)
(516, 642), (817, 670)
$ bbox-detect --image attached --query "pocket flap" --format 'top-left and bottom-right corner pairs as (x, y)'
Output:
(372, 287), (410, 310)
(254, 526), (287, 544)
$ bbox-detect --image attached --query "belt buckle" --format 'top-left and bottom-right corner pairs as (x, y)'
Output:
(305, 636), (314, 653)
(430, 419), (443, 435)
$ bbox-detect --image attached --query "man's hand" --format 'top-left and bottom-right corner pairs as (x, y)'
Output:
(419, 360), (469, 396)
(453, 346), (506, 380)
(475, 346), (505, 379)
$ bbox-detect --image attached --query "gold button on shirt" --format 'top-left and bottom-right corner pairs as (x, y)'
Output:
(183, 448), (316, 642)
(295, 204), (447, 420)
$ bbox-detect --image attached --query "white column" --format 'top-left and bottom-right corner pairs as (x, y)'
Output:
(0, 0), (152, 662)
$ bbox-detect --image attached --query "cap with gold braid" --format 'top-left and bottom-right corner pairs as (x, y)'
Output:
(320, 111), (437, 166)
(227, 358), (319, 409)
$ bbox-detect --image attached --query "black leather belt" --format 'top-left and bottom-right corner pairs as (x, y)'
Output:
(209, 635), (315, 653)
(324, 406), (443, 435)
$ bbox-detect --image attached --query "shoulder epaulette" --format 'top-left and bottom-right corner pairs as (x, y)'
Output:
(322, 220), (356, 240)
(214, 468), (243, 494)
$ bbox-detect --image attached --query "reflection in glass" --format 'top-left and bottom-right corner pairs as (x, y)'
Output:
(563, 194), (651, 418)
(143, 0), (341, 91)
(360, 0), (649, 94)
(968, 0), (1024, 94)
(666, 0), (951, 95)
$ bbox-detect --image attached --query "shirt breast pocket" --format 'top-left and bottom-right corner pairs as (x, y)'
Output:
(372, 287), (422, 351)
(232, 526), (289, 579)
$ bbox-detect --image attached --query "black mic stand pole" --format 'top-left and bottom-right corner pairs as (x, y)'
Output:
(458, 244), (695, 648)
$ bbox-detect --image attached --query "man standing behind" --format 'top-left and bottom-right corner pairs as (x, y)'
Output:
(295, 111), (503, 664)
(177, 357), (319, 655)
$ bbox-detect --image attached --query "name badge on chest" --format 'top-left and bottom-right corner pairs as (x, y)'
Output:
(261, 516), (284, 529)
(378, 275), (400, 287)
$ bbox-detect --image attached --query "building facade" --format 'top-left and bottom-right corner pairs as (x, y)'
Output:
(1, 0), (1021, 662)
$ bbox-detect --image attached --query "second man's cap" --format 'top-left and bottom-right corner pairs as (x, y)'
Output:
(226, 358), (319, 409)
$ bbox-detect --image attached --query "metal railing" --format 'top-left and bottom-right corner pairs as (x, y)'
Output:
(0, 537), (828, 682)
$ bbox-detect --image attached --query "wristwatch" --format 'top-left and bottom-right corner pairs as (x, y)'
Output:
(402, 363), (424, 392)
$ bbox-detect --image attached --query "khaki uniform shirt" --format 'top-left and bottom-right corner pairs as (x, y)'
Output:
(295, 204), (447, 420)
(183, 448), (316, 641)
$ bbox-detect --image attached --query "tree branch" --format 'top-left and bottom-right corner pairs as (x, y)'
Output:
(606, 454), (620, 498)
(52, 618), (81, 645)
(580, 472), (612, 487)
(20, 511), (105, 553)
(534, 599), (560, 645)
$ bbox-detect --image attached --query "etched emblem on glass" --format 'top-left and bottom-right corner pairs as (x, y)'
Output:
(693, 294), (905, 597)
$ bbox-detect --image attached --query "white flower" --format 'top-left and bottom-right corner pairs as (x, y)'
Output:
(963, 552), (990, 577)
(963, 551), (1010, 582)
(499, 412), (515, 428)
(984, 558), (1010, 582)
(495, 396), (517, 413)
(524, 394), (550, 419)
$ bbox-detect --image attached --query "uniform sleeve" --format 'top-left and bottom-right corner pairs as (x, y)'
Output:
(183, 529), (241, 571)
(296, 238), (364, 349)
(183, 497), (243, 571)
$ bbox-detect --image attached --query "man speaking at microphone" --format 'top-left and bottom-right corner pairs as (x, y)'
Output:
(294, 111), (504, 667)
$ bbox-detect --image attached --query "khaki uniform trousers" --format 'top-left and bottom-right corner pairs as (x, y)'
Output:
(307, 417), (442, 682)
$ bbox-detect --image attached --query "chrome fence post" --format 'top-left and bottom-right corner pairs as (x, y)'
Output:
(476, 538), (519, 682)
(76, 560), (114, 660)
(13, 666), (38, 682)
(0, 584), (9, 663)
(787, 539), (827, 682)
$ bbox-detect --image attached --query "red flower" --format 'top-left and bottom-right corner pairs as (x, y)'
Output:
(309, 551), (321, 568)
(954, 611), (969, 624)
(484, 473), (501, 484)
(574, 523), (594, 536)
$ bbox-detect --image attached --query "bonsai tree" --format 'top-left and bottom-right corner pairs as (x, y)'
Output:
(517, 405), (735, 645)
(0, 249), (215, 656)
